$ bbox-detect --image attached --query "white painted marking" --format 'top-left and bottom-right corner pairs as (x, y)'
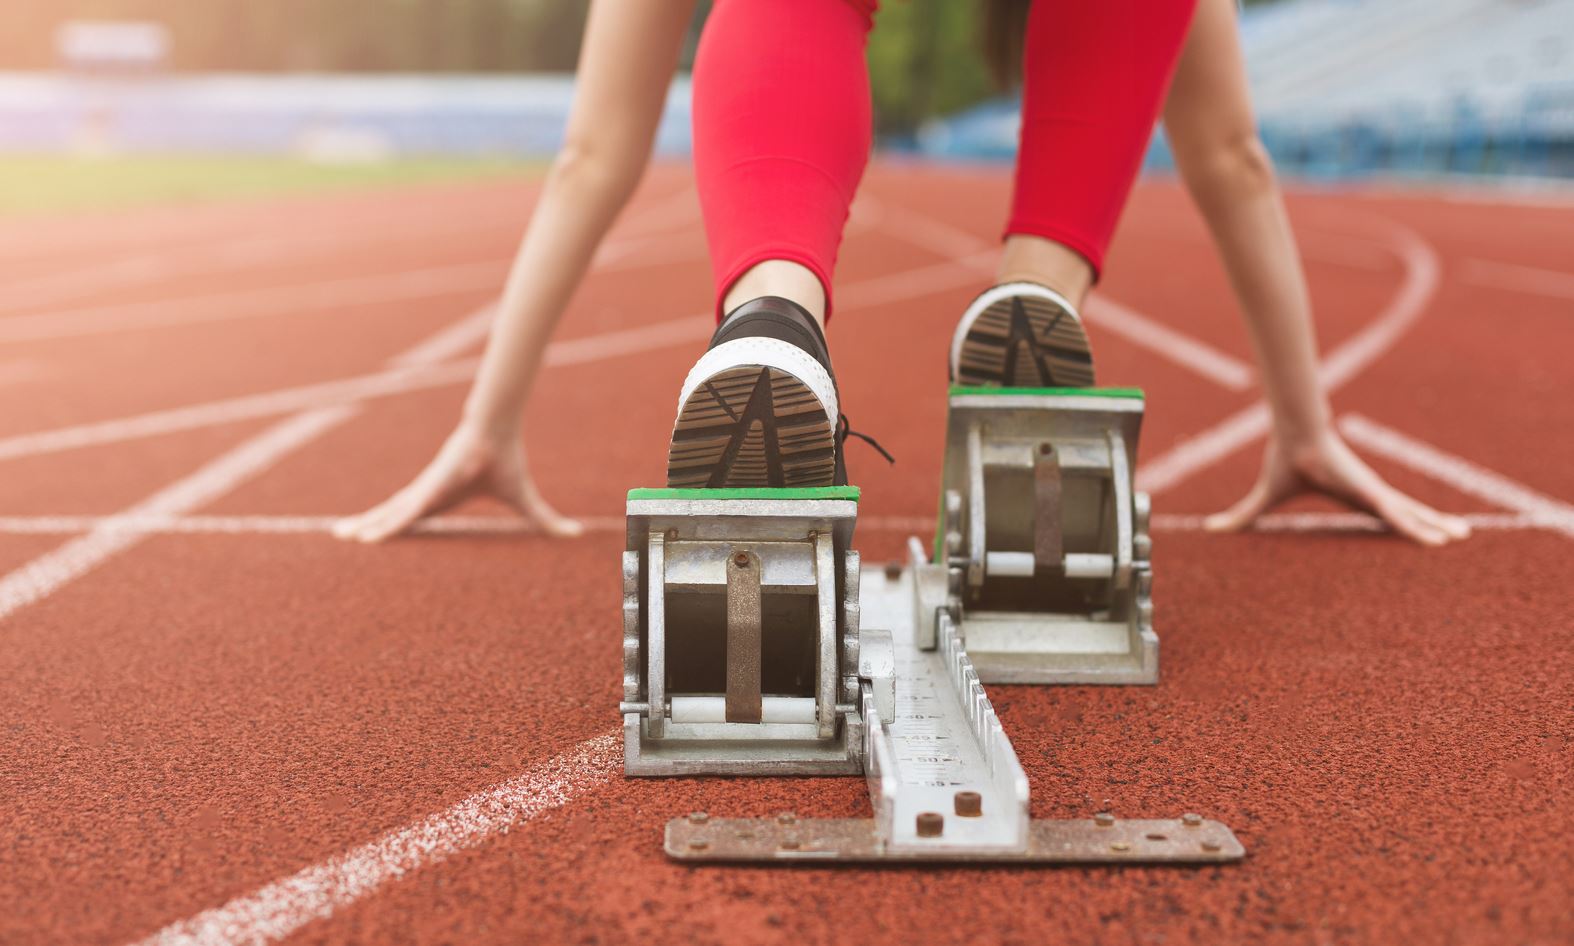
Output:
(0, 359), (47, 387)
(0, 407), (354, 621)
(1340, 414), (1574, 538)
(1081, 296), (1255, 390)
(1137, 214), (1441, 494)
(0, 260), (507, 345)
(1, 510), (1549, 539)
(1462, 258), (1574, 303)
(128, 732), (620, 946)
(870, 200), (1257, 391)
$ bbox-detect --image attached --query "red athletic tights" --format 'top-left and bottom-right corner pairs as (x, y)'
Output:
(692, 0), (1197, 317)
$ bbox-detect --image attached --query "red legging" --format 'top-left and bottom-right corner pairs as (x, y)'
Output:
(692, 0), (1197, 318)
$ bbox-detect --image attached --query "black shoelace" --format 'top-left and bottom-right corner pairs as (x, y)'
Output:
(837, 414), (895, 466)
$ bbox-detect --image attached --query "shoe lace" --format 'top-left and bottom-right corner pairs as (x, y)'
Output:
(837, 414), (895, 466)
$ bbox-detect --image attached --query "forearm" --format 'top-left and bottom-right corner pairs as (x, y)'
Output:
(458, 0), (697, 436)
(1181, 152), (1331, 444)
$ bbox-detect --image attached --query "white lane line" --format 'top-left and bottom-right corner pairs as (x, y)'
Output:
(0, 260), (508, 345)
(1462, 258), (1574, 303)
(1136, 213), (1441, 495)
(0, 296), (504, 619)
(0, 407), (355, 621)
(0, 359), (47, 387)
(1340, 414), (1574, 538)
(0, 360), (479, 463)
(128, 732), (620, 946)
(867, 199), (1256, 391)
(1, 510), (1550, 538)
(1080, 296), (1254, 390)
(0, 247), (1023, 465)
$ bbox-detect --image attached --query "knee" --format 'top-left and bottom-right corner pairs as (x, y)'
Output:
(1180, 133), (1277, 207)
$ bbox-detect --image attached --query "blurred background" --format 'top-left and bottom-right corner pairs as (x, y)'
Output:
(2, 0), (1572, 216)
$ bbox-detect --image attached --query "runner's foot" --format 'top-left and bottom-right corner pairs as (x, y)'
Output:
(950, 282), (1096, 387)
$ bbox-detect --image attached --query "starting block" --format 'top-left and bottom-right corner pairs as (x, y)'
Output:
(935, 386), (1157, 684)
(620, 487), (892, 776)
(618, 355), (1230, 862)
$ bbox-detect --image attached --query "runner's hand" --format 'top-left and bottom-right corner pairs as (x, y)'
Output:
(333, 423), (583, 543)
(1205, 428), (1471, 546)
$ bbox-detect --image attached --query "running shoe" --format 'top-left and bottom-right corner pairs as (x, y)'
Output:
(667, 296), (845, 488)
(949, 281), (1096, 387)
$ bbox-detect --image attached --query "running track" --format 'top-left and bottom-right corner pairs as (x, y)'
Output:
(1, 164), (1571, 945)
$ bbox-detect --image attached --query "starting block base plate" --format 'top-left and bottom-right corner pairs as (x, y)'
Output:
(666, 816), (1244, 864)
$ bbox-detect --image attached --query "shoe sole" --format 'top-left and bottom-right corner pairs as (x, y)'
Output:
(954, 288), (1095, 387)
(666, 364), (837, 488)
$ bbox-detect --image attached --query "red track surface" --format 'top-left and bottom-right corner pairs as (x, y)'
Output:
(2, 164), (1571, 946)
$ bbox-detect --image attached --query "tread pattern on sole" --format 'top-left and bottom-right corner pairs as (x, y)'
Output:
(956, 293), (1096, 387)
(667, 364), (836, 489)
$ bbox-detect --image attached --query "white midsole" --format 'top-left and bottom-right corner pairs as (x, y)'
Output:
(949, 281), (1081, 378)
(676, 337), (839, 426)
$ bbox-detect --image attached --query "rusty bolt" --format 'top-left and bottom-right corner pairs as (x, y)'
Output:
(733, 552), (751, 567)
(1110, 841), (1131, 853)
(1039, 442), (1055, 456)
(1181, 813), (1203, 827)
(1201, 839), (1222, 853)
(916, 812), (945, 837)
(954, 791), (983, 817)
(688, 811), (710, 824)
(665, 529), (678, 541)
(1094, 812), (1116, 827)
(688, 838), (709, 851)
(779, 837), (800, 850)
(776, 812), (797, 825)
(884, 561), (903, 580)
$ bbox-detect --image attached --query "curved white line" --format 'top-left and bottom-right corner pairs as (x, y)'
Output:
(1136, 212), (1442, 495)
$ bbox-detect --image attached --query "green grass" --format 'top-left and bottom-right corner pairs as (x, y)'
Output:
(0, 156), (543, 216)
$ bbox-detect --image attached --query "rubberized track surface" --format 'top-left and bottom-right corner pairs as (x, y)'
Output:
(2, 165), (1571, 945)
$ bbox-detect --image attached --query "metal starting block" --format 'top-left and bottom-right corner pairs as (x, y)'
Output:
(935, 386), (1158, 684)
(621, 480), (1243, 866)
(621, 487), (893, 776)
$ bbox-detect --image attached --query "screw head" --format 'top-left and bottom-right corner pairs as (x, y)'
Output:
(664, 529), (678, 541)
(733, 552), (751, 567)
(687, 838), (709, 851)
(776, 812), (797, 825)
(954, 791), (983, 817)
(1110, 841), (1131, 853)
(1181, 813), (1203, 827)
(1039, 442), (1055, 456)
(884, 561), (903, 580)
(688, 811), (710, 824)
(1202, 839), (1222, 853)
(916, 811), (945, 837)
(1094, 812), (1116, 827)
(779, 837), (800, 850)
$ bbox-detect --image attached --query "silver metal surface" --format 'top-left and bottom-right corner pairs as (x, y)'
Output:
(666, 815), (1245, 864)
(646, 531), (666, 740)
(814, 531), (837, 740)
(861, 554), (1029, 854)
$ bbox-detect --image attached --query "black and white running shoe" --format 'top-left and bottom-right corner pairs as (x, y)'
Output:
(667, 296), (844, 489)
(949, 282), (1096, 387)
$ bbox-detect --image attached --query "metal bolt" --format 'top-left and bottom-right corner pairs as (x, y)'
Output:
(1094, 812), (1116, 827)
(1181, 813), (1203, 827)
(688, 838), (709, 851)
(916, 812), (945, 837)
(807, 530), (819, 540)
(954, 791), (983, 817)
(1039, 442), (1055, 456)
(776, 812), (797, 825)
(884, 561), (903, 580)
(733, 552), (751, 567)
(1201, 839), (1222, 853)
(665, 529), (678, 541)
(779, 837), (800, 850)
(688, 811), (710, 824)
(1110, 841), (1131, 853)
